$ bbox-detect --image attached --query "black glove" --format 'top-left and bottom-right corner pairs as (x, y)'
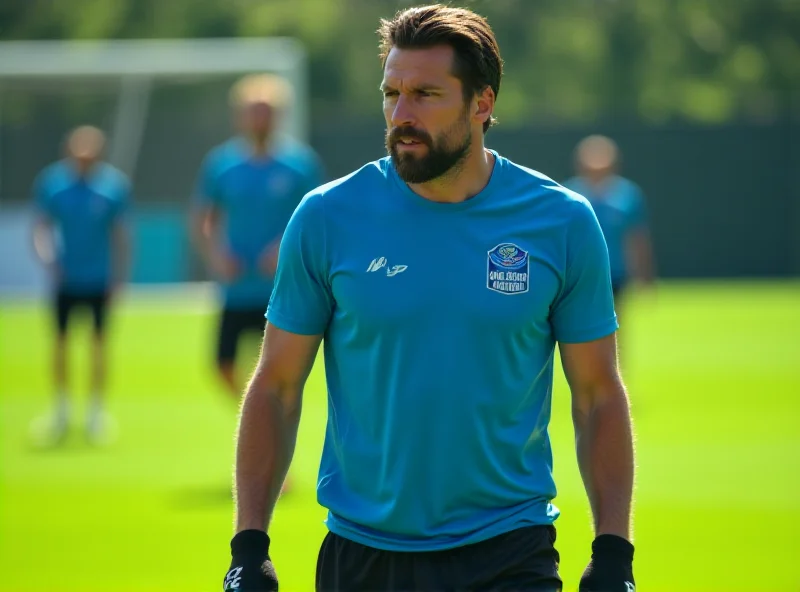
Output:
(223, 530), (279, 591)
(579, 534), (635, 592)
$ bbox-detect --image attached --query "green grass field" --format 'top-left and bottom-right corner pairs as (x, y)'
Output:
(1, 281), (799, 591)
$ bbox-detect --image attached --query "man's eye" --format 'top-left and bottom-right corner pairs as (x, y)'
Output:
(383, 91), (399, 98)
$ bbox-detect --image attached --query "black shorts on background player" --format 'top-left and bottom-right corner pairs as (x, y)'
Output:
(54, 289), (110, 336)
(216, 308), (267, 365)
(315, 525), (562, 592)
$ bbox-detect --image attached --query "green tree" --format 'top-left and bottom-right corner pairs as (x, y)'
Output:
(2, 0), (798, 124)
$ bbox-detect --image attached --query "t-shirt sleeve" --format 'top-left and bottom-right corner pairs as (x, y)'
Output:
(193, 152), (223, 207)
(112, 174), (132, 221)
(551, 199), (619, 343)
(626, 183), (649, 231)
(32, 171), (54, 217)
(266, 192), (334, 335)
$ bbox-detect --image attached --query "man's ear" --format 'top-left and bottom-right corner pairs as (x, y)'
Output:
(474, 85), (496, 127)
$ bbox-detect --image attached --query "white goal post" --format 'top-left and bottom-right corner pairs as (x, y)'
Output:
(0, 37), (310, 185)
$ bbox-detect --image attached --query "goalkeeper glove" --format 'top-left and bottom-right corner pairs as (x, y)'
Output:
(223, 530), (278, 591)
(579, 534), (635, 592)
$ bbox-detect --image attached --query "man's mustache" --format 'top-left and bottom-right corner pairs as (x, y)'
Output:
(387, 126), (432, 146)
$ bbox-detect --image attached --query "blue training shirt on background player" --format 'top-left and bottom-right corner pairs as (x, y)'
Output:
(34, 160), (130, 293)
(563, 175), (648, 291)
(195, 137), (324, 309)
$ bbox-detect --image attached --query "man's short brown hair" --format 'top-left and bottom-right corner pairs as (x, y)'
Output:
(229, 73), (293, 111)
(378, 4), (503, 133)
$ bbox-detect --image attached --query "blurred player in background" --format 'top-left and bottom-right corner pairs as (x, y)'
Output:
(564, 135), (656, 322)
(190, 73), (324, 401)
(31, 125), (131, 446)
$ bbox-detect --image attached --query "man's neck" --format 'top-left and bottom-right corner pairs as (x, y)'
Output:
(247, 135), (272, 158)
(69, 160), (97, 179)
(586, 173), (615, 193)
(408, 146), (495, 204)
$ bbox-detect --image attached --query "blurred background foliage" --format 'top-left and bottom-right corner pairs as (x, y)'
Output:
(3, 0), (799, 126)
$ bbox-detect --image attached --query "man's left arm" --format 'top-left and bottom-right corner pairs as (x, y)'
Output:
(111, 220), (130, 295)
(550, 196), (636, 591)
(626, 185), (656, 288)
(110, 181), (132, 296)
(628, 229), (655, 287)
(561, 334), (634, 540)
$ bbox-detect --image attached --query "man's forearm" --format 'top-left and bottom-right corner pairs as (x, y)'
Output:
(193, 227), (217, 266)
(628, 232), (656, 284)
(574, 390), (635, 539)
(190, 210), (221, 266)
(32, 221), (55, 266)
(234, 379), (302, 533)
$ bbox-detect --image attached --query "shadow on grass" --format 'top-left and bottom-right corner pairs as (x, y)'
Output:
(169, 484), (234, 509)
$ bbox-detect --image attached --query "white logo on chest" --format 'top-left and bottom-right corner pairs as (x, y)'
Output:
(366, 257), (407, 277)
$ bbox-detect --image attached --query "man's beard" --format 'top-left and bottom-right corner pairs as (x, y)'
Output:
(386, 113), (472, 184)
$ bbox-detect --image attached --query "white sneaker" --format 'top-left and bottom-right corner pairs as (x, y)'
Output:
(86, 410), (118, 446)
(29, 411), (69, 448)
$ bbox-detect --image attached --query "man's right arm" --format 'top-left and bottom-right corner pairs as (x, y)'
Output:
(234, 184), (331, 534)
(31, 174), (58, 275)
(32, 215), (55, 268)
(223, 178), (330, 591)
(190, 201), (241, 281)
(190, 152), (241, 280)
(189, 204), (219, 265)
(234, 323), (322, 532)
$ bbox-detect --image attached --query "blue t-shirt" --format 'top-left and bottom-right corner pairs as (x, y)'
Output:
(562, 175), (648, 283)
(195, 137), (324, 309)
(268, 152), (618, 552)
(33, 160), (130, 293)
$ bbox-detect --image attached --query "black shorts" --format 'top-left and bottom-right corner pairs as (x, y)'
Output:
(315, 525), (562, 591)
(216, 307), (267, 365)
(54, 289), (110, 337)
